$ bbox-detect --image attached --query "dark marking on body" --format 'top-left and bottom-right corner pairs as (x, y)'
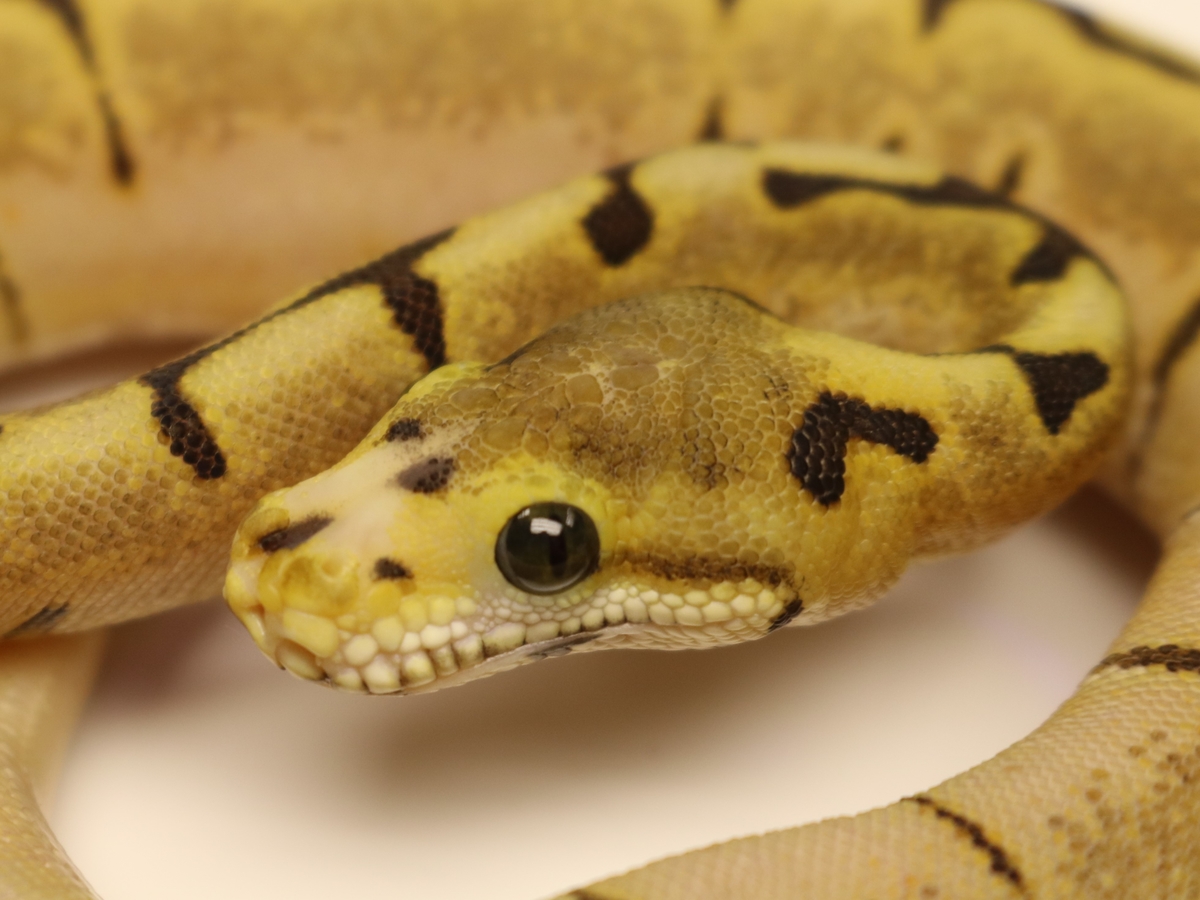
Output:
(139, 362), (228, 479)
(717, 0), (739, 11)
(768, 598), (803, 632)
(308, 230), (452, 370)
(395, 457), (455, 493)
(1010, 225), (1088, 285)
(880, 133), (907, 154)
(1056, 4), (1200, 84)
(920, 0), (956, 31)
(1095, 644), (1200, 674)
(0, 251), (29, 347)
(788, 392), (938, 506)
(138, 230), (452, 478)
(699, 97), (725, 141)
(907, 795), (1027, 894)
(4, 604), (69, 638)
(763, 168), (1105, 283)
(1153, 296), (1200, 388)
(582, 163), (654, 266)
(385, 418), (424, 442)
(980, 345), (1108, 434)
(258, 515), (333, 553)
(922, 0), (1200, 84)
(995, 154), (1025, 198)
(374, 557), (413, 580)
(35, 0), (137, 183)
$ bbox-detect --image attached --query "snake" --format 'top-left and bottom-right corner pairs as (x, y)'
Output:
(1, 0), (1199, 897)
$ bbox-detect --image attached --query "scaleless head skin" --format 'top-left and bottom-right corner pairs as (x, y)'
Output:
(225, 279), (1124, 694)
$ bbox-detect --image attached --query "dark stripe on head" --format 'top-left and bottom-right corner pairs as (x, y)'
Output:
(138, 231), (452, 477)
(1095, 644), (1200, 674)
(788, 392), (938, 506)
(768, 598), (803, 632)
(619, 553), (800, 602)
(1010, 226), (1088, 285)
(385, 418), (423, 442)
(698, 97), (725, 141)
(258, 515), (333, 553)
(906, 796), (1026, 893)
(582, 164), (654, 267)
(980, 346), (1108, 435)
(374, 558), (413, 580)
(4, 604), (69, 639)
(1153, 296), (1200, 387)
(396, 457), (455, 493)
(1054, 4), (1200, 84)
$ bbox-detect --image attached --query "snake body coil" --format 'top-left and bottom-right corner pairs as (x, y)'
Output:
(1, 1), (1199, 898)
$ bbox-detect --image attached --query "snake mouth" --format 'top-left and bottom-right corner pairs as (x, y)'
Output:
(227, 564), (796, 694)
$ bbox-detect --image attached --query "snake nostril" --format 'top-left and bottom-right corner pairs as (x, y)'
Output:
(373, 557), (412, 580)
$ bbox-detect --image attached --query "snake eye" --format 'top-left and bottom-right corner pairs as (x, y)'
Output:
(495, 503), (600, 595)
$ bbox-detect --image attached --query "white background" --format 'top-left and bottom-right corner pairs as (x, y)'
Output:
(2, 1), (1194, 898)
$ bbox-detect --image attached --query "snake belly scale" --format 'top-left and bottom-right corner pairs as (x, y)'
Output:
(0, 0), (1199, 898)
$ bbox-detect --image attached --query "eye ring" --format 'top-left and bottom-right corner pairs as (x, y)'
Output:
(495, 502), (600, 595)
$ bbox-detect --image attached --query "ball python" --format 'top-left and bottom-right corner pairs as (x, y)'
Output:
(2, 0), (1200, 897)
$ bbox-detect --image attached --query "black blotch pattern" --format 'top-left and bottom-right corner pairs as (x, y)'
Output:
(258, 515), (333, 553)
(35, 0), (136, 183)
(374, 557), (413, 580)
(1096, 644), (1200, 674)
(1010, 225), (1087, 285)
(921, 0), (956, 31)
(699, 97), (725, 141)
(385, 418), (424, 442)
(880, 133), (906, 154)
(1153, 295), (1200, 386)
(768, 598), (803, 632)
(310, 230), (452, 370)
(582, 164), (654, 266)
(995, 154), (1025, 198)
(907, 796), (1026, 892)
(763, 169), (1006, 211)
(4, 604), (69, 639)
(788, 392), (938, 506)
(396, 457), (455, 493)
(139, 360), (228, 479)
(981, 345), (1109, 435)
(137, 231), (451, 477)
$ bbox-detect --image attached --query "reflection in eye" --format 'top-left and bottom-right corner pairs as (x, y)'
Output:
(495, 503), (599, 595)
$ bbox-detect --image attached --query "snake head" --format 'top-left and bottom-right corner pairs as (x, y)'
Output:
(224, 289), (816, 693)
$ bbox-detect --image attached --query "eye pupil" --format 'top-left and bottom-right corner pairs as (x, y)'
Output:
(495, 503), (600, 595)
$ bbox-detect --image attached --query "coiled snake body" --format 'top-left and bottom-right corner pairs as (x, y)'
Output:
(1, 0), (1199, 897)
